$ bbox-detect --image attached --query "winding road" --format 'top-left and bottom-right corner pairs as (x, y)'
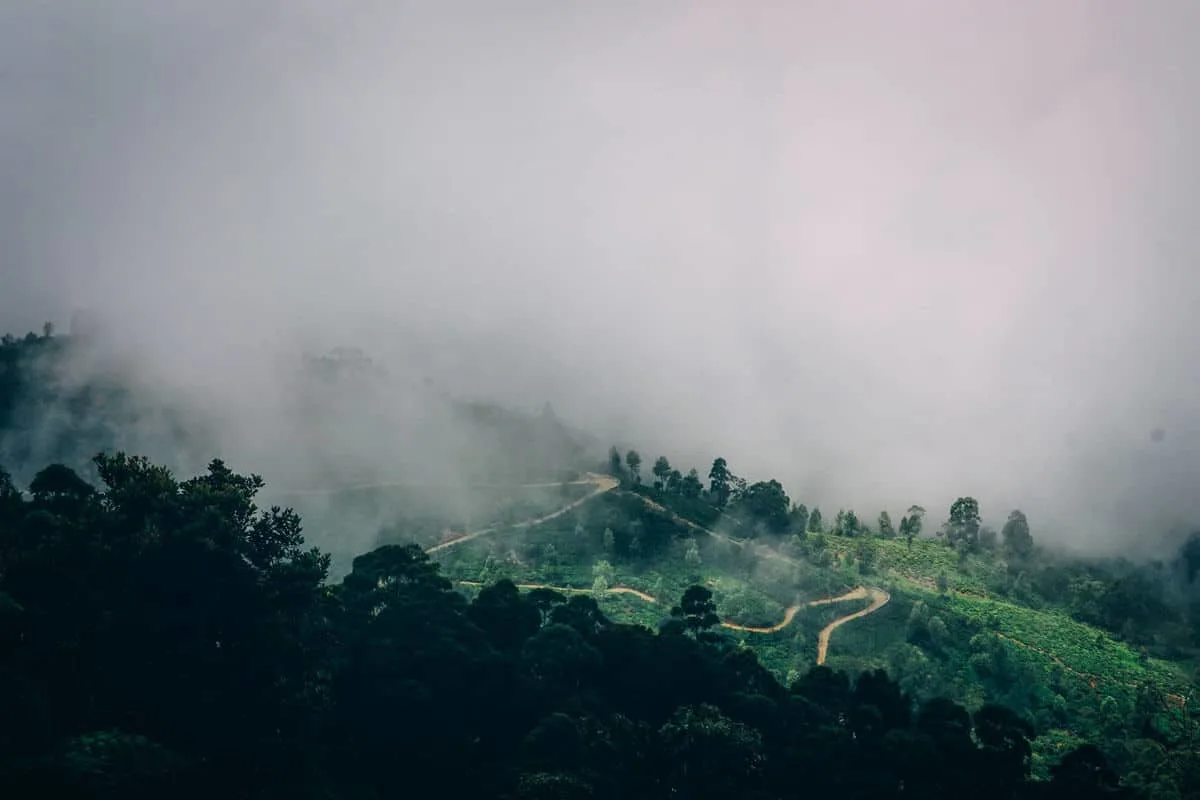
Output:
(425, 473), (618, 553)
(456, 577), (882, 663)
(408, 474), (1189, 699)
(423, 473), (891, 663)
(816, 587), (890, 664)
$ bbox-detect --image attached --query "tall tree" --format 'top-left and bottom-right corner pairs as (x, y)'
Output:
(946, 497), (981, 551)
(906, 505), (926, 535)
(1001, 510), (1033, 558)
(790, 503), (809, 535)
(807, 507), (824, 533)
(607, 446), (623, 477)
(878, 511), (895, 538)
(737, 479), (791, 534)
(624, 450), (642, 484)
(652, 456), (672, 490)
(708, 457), (732, 507)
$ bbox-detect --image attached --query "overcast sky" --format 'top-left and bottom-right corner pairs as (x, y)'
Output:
(2, 1), (1199, 553)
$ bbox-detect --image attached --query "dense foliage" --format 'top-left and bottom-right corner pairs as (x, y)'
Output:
(3, 326), (1199, 797)
(0, 454), (1148, 799)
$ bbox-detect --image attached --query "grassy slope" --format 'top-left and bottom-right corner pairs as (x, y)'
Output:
(822, 532), (1191, 695)
(435, 489), (1197, 781)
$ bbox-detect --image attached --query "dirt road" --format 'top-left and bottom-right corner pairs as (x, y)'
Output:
(425, 473), (619, 553)
(455, 577), (886, 659)
(815, 587), (890, 665)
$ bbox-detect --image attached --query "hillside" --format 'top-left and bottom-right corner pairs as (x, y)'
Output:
(2, 327), (1199, 797)
(425, 451), (1200, 794)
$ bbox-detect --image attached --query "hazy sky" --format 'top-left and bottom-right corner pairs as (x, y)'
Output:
(3, 1), (1199, 552)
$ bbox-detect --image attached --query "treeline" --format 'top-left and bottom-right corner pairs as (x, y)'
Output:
(0, 454), (1132, 798)
(607, 446), (1031, 551)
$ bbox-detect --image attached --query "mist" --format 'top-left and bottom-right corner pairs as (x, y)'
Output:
(3, 1), (1200, 555)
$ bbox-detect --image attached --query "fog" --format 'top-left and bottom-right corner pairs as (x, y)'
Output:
(3, 1), (1199, 555)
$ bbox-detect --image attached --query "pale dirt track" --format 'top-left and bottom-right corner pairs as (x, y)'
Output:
(457, 580), (657, 604)
(425, 473), (619, 553)
(457, 577), (884, 660)
(815, 587), (890, 665)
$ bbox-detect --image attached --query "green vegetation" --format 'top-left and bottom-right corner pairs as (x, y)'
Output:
(2, 326), (1200, 797)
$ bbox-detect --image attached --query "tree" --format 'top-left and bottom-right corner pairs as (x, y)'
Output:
(467, 580), (541, 653)
(670, 586), (720, 634)
(737, 479), (791, 534)
(907, 505), (926, 535)
(659, 705), (763, 796)
(592, 560), (614, 595)
(878, 511), (895, 538)
(946, 497), (981, 551)
(708, 457), (732, 507)
(1001, 510), (1033, 558)
(652, 456), (672, 490)
(607, 446), (623, 477)
(592, 560), (615, 585)
(807, 507), (823, 533)
(973, 704), (1035, 788)
(666, 469), (683, 494)
(624, 450), (642, 484)
(790, 503), (809, 535)
(684, 540), (702, 568)
(900, 505), (924, 548)
(681, 468), (703, 499)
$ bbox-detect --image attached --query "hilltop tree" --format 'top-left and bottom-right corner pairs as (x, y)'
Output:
(900, 505), (925, 549)
(681, 468), (703, 499)
(652, 456), (672, 490)
(878, 510), (895, 538)
(624, 450), (642, 484)
(607, 446), (623, 477)
(667, 469), (683, 494)
(907, 505), (926, 533)
(945, 497), (981, 551)
(790, 503), (809, 535)
(1001, 510), (1033, 558)
(807, 507), (824, 533)
(708, 457), (732, 506)
(738, 479), (791, 534)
